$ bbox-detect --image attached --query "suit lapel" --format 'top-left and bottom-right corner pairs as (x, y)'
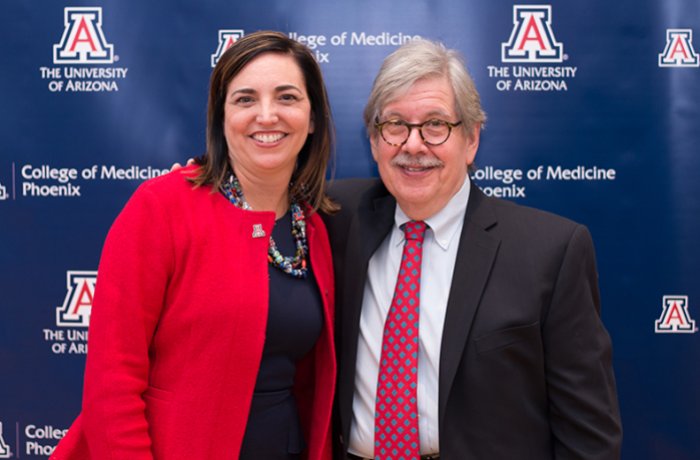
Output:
(340, 193), (395, 351)
(438, 186), (500, 429)
(338, 188), (395, 444)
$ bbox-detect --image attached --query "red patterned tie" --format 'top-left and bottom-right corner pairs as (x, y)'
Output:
(374, 220), (427, 460)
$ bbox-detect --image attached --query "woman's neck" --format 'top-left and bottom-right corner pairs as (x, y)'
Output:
(233, 167), (292, 218)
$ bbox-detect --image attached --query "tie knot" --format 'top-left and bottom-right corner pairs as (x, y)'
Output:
(402, 220), (427, 242)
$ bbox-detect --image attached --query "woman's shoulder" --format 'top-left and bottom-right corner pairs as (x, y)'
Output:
(137, 164), (201, 194)
(122, 165), (211, 217)
(134, 165), (211, 201)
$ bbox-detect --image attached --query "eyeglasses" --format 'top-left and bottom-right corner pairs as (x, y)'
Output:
(375, 119), (463, 146)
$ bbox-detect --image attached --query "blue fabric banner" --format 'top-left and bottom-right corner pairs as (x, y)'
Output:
(1, 1), (698, 458)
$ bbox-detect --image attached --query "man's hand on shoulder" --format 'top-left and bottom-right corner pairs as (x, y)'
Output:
(170, 158), (196, 172)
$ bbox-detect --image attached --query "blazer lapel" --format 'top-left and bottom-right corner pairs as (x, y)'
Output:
(438, 186), (500, 428)
(341, 193), (395, 349)
(338, 189), (395, 444)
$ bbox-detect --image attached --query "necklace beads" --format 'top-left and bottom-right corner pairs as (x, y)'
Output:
(221, 174), (309, 278)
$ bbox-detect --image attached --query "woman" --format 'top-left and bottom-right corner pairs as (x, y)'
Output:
(51, 31), (337, 460)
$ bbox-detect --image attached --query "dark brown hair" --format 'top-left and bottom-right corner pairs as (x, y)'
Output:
(191, 30), (337, 213)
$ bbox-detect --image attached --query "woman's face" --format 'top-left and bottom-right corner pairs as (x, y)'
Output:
(223, 52), (314, 182)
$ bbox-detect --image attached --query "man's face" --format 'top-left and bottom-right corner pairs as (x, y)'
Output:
(371, 76), (480, 220)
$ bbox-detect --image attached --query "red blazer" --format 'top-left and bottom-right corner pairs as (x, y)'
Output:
(51, 166), (336, 460)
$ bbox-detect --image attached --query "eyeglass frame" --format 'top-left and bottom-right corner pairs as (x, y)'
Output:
(374, 118), (463, 146)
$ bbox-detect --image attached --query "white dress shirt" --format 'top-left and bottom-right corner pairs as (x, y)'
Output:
(348, 176), (471, 457)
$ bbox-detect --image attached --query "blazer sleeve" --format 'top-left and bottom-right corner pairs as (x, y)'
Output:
(543, 225), (622, 459)
(80, 183), (175, 459)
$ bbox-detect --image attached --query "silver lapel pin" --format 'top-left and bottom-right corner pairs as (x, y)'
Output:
(252, 224), (266, 238)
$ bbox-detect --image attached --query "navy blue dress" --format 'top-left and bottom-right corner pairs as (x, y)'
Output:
(238, 210), (324, 460)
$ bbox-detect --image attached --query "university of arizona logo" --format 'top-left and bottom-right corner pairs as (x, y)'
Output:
(658, 29), (699, 67)
(502, 5), (563, 63)
(53, 7), (114, 64)
(0, 422), (10, 459)
(56, 271), (97, 327)
(211, 29), (245, 67)
(655, 295), (697, 333)
(41, 7), (127, 92)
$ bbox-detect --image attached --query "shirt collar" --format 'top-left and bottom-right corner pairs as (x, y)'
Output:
(394, 175), (471, 251)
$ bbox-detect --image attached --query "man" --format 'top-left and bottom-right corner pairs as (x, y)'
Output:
(325, 39), (622, 459)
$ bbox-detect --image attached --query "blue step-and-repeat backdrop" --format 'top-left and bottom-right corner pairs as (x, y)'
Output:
(1, 1), (698, 458)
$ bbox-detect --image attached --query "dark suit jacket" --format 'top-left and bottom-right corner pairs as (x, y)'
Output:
(324, 178), (622, 460)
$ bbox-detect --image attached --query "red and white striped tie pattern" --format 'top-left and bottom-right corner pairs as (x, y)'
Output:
(374, 220), (427, 460)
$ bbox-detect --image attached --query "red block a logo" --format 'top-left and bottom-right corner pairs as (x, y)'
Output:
(56, 271), (97, 327)
(655, 295), (697, 333)
(211, 29), (245, 67)
(502, 5), (563, 63)
(658, 29), (699, 67)
(53, 7), (114, 64)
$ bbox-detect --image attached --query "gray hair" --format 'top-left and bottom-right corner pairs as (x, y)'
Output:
(363, 38), (486, 139)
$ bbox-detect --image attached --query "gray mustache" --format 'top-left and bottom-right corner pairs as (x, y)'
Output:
(390, 152), (444, 169)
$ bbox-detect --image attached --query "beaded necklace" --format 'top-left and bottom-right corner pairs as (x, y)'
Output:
(221, 173), (308, 278)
